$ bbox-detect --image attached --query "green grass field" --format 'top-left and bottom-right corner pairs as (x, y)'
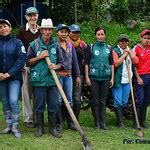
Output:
(1, 21), (150, 150)
(0, 101), (150, 150)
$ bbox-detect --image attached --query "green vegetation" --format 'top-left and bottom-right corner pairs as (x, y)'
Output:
(0, 102), (150, 150)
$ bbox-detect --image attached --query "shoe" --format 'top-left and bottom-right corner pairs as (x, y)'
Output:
(0, 127), (12, 134)
(12, 124), (21, 138)
(25, 122), (35, 128)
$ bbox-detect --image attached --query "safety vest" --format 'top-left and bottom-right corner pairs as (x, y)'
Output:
(29, 36), (58, 87)
(89, 41), (111, 81)
(113, 46), (123, 87)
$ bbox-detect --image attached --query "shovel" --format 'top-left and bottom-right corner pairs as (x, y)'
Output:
(46, 57), (92, 150)
(125, 57), (144, 138)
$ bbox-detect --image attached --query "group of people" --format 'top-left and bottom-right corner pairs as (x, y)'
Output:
(0, 6), (150, 139)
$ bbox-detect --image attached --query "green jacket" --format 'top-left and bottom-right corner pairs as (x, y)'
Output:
(89, 41), (111, 81)
(113, 46), (123, 87)
(29, 36), (60, 87)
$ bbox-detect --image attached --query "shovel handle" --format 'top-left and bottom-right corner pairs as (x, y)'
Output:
(45, 57), (84, 134)
(125, 58), (141, 129)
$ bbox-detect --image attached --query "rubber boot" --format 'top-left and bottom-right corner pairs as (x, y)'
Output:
(56, 105), (64, 132)
(114, 107), (125, 128)
(141, 105), (148, 128)
(66, 106), (77, 131)
(73, 103), (81, 121)
(91, 106), (100, 129)
(1, 111), (12, 134)
(99, 106), (107, 130)
(34, 113), (44, 137)
(48, 112), (62, 138)
(133, 106), (142, 129)
(11, 114), (21, 138)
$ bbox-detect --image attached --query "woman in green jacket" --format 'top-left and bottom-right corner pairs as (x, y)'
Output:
(85, 27), (114, 130)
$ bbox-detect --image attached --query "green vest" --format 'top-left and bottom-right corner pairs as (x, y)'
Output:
(30, 36), (58, 87)
(113, 46), (123, 87)
(89, 41), (111, 81)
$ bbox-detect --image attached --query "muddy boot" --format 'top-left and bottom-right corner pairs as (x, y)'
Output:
(114, 107), (125, 128)
(11, 114), (21, 138)
(99, 106), (107, 130)
(35, 113), (44, 137)
(133, 106), (142, 129)
(65, 106), (77, 131)
(73, 103), (81, 121)
(141, 105), (148, 128)
(1, 111), (12, 134)
(48, 112), (62, 138)
(91, 106), (100, 129)
(56, 105), (64, 133)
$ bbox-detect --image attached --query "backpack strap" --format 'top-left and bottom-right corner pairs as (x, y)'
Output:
(34, 39), (40, 54)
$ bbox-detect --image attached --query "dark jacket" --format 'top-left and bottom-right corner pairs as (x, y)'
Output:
(0, 34), (26, 80)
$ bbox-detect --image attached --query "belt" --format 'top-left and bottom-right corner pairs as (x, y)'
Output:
(58, 70), (71, 77)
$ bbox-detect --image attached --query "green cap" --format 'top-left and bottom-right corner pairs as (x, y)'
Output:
(26, 7), (38, 15)
(118, 34), (129, 41)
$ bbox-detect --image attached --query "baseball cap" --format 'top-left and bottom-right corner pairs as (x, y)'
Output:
(69, 24), (81, 32)
(118, 34), (129, 41)
(0, 19), (11, 27)
(140, 29), (150, 37)
(40, 18), (55, 29)
(56, 24), (69, 32)
(26, 7), (38, 15)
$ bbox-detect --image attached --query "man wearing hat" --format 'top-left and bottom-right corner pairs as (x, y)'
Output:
(0, 19), (26, 138)
(112, 34), (139, 128)
(27, 18), (63, 138)
(17, 7), (41, 128)
(68, 24), (87, 121)
(133, 29), (150, 128)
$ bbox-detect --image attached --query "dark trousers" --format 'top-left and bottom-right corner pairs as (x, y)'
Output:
(90, 80), (110, 107)
(134, 74), (150, 106)
(33, 86), (59, 113)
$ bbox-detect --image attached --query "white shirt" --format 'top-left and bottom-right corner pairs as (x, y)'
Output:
(117, 45), (133, 84)
(26, 23), (39, 34)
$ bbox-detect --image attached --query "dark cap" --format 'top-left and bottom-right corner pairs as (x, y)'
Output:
(0, 19), (11, 27)
(26, 7), (38, 15)
(140, 29), (150, 37)
(56, 24), (69, 32)
(118, 34), (129, 41)
(69, 24), (81, 32)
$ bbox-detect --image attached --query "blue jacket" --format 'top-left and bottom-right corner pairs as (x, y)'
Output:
(0, 34), (26, 80)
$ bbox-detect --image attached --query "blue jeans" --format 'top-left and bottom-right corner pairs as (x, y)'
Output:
(0, 80), (21, 114)
(58, 76), (73, 106)
(112, 83), (130, 108)
(33, 86), (59, 113)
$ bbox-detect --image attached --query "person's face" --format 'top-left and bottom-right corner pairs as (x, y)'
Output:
(0, 23), (11, 36)
(41, 28), (53, 40)
(140, 34), (150, 47)
(25, 13), (39, 25)
(95, 29), (106, 42)
(57, 28), (68, 41)
(69, 31), (80, 41)
(118, 39), (129, 49)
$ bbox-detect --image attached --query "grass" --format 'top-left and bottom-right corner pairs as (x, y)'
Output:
(2, 21), (150, 149)
(0, 102), (150, 150)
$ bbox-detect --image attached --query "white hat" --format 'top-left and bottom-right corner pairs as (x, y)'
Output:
(40, 18), (55, 29)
